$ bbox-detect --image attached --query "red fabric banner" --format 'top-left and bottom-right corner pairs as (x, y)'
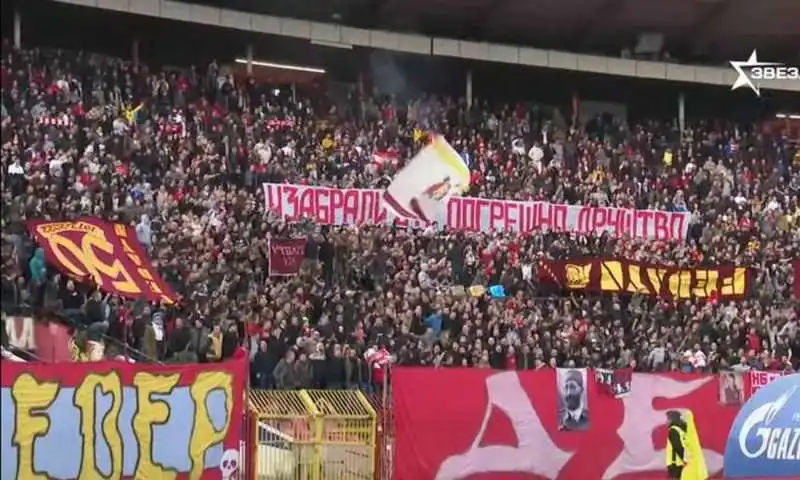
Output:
(27, 217), (178, 304)
(0, 356), (247, 479)
(268, 238), (306, 276)
(538, 258), (748, 301)
(745, 370), (786, 399)
(393, 368), (738, 480)
(793, 260), (800, 300)
(3, 315), (74, 362)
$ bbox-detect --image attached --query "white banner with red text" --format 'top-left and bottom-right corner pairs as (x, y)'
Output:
(263, 183), (691, 240)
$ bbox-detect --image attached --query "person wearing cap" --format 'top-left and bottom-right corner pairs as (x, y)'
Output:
(665, 410), (688, 479)
(558, 369), (589, 431)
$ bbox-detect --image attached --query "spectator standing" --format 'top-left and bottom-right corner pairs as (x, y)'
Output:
(141, 317), (158, 361)
(222, 322), (239, 359)
(61, 280), (84, 314)
(344, 346), (371, 392)
(309, 342), (328, 388)
(296, 352), (313, 389)
(208, 324), (224, 362)
(167, 316), (191, 358)
(83, 290), (108, 336)
(274, 349), (300, 390)
(28, 248), (46, 292)
(325, 343), (346, 389)
(136, 214), (152, 251)
(190, 319), (211, 362)
(253, 340), (277, 389)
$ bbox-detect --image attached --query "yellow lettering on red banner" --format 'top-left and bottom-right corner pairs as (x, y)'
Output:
(599, 261), (624, 291)
(80, 233), (141, 294)
(626, 265), (650, 294)
(44, 229), (141, 295)
(189, 372), (234, 479)
(721, 268), (747, 296)
(646, 267), (667, 294)
(133, 373), (180, 479)
(668, 270), (692, 298)
(120, 238), (135, 254)
(46, 233), (91, 279)
(554, 259), (746, 300)
(74, 372), (123, 480)
(139, 268), (153, 281)
(12, 374), (59, 480)
(692, 269), (720, 297)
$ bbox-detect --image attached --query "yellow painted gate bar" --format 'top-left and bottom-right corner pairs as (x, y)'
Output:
(249, 389), (377, 480)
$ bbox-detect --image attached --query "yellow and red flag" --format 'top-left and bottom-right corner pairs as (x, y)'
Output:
(27, 217), (178, 304)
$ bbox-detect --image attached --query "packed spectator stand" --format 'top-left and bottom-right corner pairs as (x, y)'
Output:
(1, 9), (799, 399)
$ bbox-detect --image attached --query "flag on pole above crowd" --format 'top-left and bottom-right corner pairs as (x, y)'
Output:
(383, 135), (470, 224)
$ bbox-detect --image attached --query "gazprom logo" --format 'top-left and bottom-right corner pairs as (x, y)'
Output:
(738, 385), (800, 460)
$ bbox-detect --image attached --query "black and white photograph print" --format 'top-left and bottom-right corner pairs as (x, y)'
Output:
(557, 368), (590, 431)
(719, 371), (745, 406)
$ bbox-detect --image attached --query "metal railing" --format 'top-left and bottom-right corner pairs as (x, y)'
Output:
(247, 388), (378, 480)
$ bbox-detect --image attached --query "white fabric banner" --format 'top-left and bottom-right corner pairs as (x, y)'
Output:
(383, 136), (470, 223)
(263, 183), (692, 241)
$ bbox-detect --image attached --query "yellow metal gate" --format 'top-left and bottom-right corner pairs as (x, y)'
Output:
(248, 389), (377, 480)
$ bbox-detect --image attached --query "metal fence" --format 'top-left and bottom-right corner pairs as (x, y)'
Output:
(247, 389), (377, 480)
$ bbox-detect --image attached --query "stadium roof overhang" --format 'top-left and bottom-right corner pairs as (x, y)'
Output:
(13, 0), (800, 118)
(203, 0), (800, 61)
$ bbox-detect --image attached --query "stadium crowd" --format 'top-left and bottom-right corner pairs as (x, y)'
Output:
(1, 39), (799, 391)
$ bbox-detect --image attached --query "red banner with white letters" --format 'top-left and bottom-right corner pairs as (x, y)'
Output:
(263, 183), (691, 240)
(745, 370), (786, 399)
(392, 368), (738, 480)
(268, 238), (306, 276)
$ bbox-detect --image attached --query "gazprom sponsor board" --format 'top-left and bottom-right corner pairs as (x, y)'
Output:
(724, 373), (800, 478)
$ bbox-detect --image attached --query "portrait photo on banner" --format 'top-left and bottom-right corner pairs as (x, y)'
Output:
(556, 368), (590, 431)
(718, 371), (745, 406)
(383, 136), (470, 223)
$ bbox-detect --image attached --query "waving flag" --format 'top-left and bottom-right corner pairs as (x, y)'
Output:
(383, 136), (470, 223)
(27, 218), (178, 304)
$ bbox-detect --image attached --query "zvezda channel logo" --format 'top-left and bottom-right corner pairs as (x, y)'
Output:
(729, 50), (800, 96)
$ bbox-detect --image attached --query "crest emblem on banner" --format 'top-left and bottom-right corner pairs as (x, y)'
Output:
(565, 263), (591, 289)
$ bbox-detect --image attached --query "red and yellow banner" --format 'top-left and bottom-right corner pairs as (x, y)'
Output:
(539, 258), (748, 300)
(27, 218), (177, 304)
(0, 356), (247, 479)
